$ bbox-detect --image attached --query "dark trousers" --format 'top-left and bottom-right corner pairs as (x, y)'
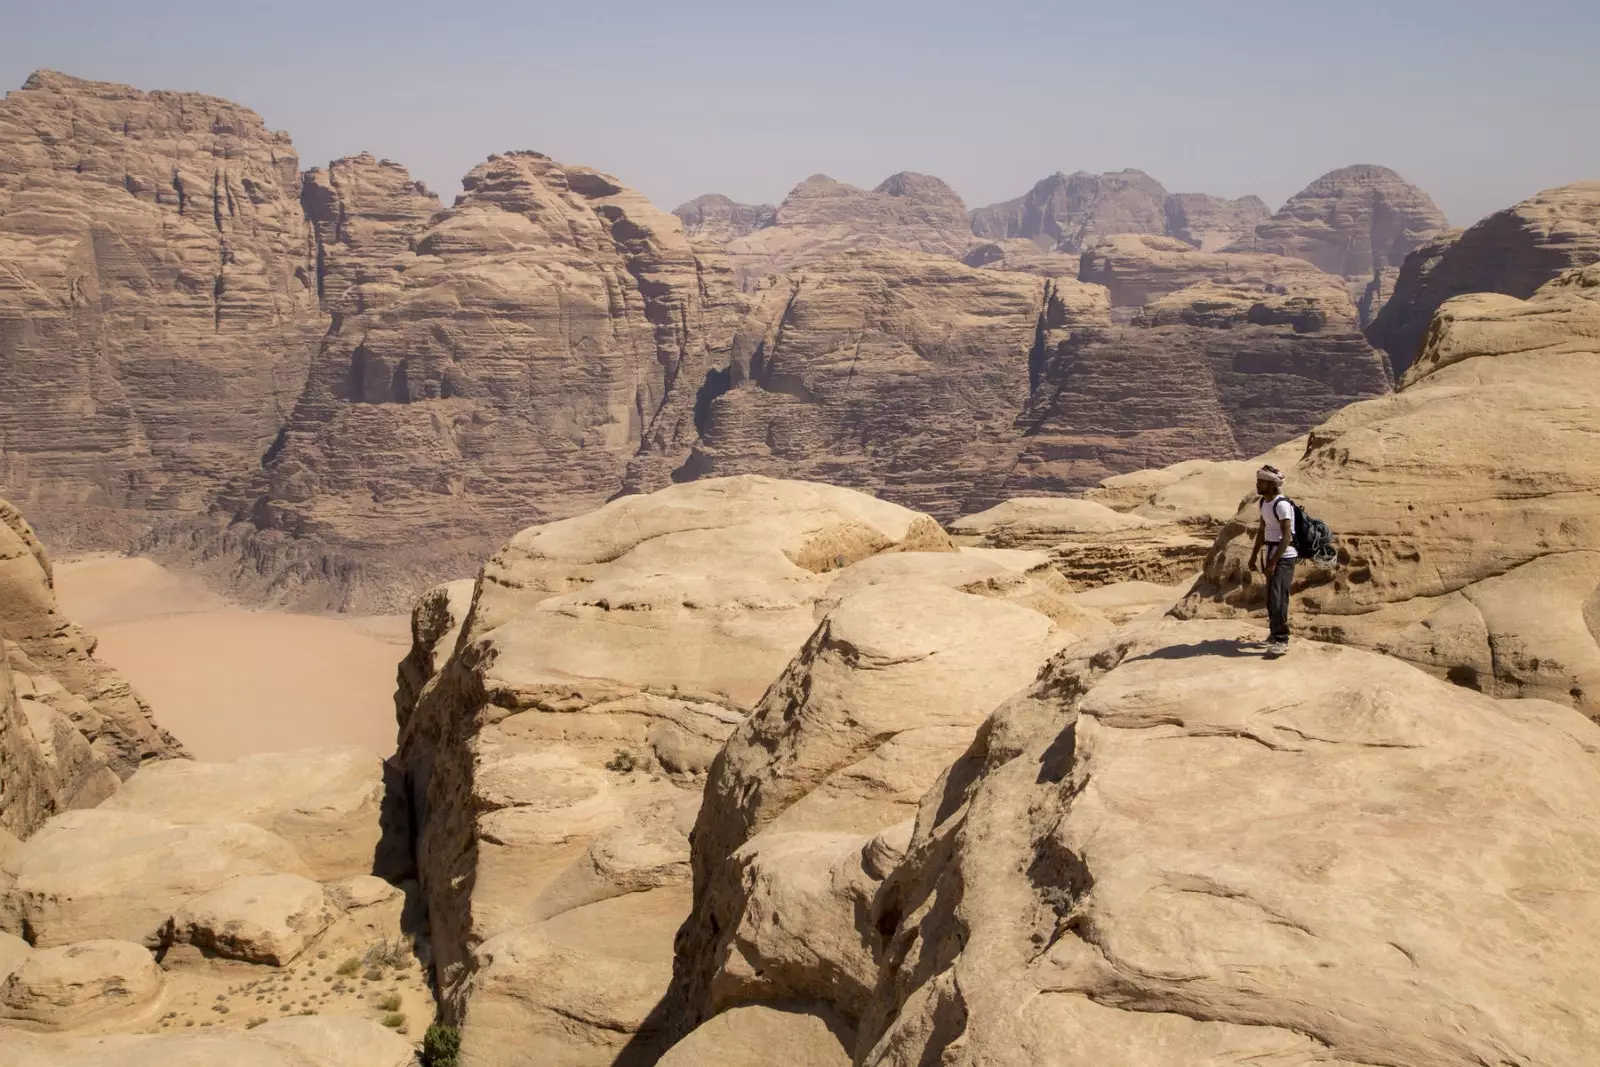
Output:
(1268, 555), (1298, 641)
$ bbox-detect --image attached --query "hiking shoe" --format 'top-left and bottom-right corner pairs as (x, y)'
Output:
(1264, 639), (1289, 655)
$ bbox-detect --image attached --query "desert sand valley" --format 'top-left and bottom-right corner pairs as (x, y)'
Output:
(2, 25), (1600, 1067)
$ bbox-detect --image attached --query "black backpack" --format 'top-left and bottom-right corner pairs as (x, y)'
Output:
(1285, 498), (1337, 565)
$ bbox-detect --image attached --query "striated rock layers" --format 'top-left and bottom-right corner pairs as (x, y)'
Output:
(672, 194), (776, 245)
(1367, 180), (1600, 375)
(1180, 263), (1600, 715)
(0, 71), (326, 550)
(970, 170), (1268, 254)
(680, 251), (1098, 520)
(187, 151), (745, 611)
(1225, 164), (1450, 324)
(1077, 233), (1332, 310)
(1008, 271), (1392, 493)
(0, 497), (181, 839)
(717, 173), (972, 289)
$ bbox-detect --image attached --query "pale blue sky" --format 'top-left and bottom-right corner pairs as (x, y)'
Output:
(3, 0), (1597, 226)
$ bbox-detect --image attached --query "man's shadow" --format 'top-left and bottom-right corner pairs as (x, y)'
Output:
(1127, 638), (1262, 661)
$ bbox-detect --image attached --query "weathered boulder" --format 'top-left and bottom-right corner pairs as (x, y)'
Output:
(0, 809), (309, 947)
(100, 746), (385, 880)
(1084, 436), (1308, 527)
(0, 939), (163, 1029)
(854, 620), (1600, 1066)
(0, 1015), (416, 1067)
(0, 71), (326, 550)
(1179, 264), (1600, 713)
(719, 173), (973, 289)
(1368, 180), (1600, 375)
(161, 872), (338, 966)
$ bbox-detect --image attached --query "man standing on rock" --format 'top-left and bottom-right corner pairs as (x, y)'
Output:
(1250, 464), (1297, 654)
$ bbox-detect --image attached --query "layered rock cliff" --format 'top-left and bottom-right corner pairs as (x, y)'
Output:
(1366, 180), (1600, 374)
(673, 194), (776, 245)
(0, 71), (326, 550)
(188, 151), (744, 610)
(1224, 164), (1450, 326)
(717, 173), (972, 288)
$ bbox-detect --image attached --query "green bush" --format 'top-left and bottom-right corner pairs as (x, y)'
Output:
(376, 992), (403, 1012)
(335, 957), (361, 977)
(380, 1011), (406, 1029)
(423, 1023), (462, 1067)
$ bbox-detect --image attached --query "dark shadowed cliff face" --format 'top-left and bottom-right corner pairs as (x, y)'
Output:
(1367, 181), (1600, 375)
(0, 71), (326, 550)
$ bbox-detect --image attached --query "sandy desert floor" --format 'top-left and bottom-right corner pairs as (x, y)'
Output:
(53, 555), (412, 760)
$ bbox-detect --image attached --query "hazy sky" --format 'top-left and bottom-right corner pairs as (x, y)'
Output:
(4, 0), (1597, 227)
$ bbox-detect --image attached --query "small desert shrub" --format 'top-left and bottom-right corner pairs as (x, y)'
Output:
(376, 992), (403, 1012)
(605, 748), (637, 773)
(336, 957), (361, 977)
(365, 936), (412, 971)
(423, 1024), (462, 1067)
(381, 1011), (406, 1029)
(246, 1017), (268, 1029)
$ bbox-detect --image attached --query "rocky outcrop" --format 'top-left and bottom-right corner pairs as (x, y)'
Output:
(1225, 164), (1449, 325)
(1367, 180), (1600, 375)
(839, 620), (1600, 1066)
(298, 152), (442, 312)
(681, 251), (1101, 520)
(162, 873), (339, 966)
(949, 498), (1212, 587)
(394, 477), (965, 1065)
(970, 169), (1170, 253)
(0, 71), (326, 550)
(1162, 192), (1271, 251)
(193, 150), (744, 611)
(1180, 263), (1600, 714)
(1007, 279), (1392, 493)
(665, 570), (1092, 1041)
(0, 939), (164, 1029)
(1083, 436), (1308, 527)
(0, 497), (180, 838)
(719, 173), (972, 288)
(673, 194), (776, 245)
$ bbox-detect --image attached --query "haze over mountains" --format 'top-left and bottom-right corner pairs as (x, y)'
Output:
(3, 70), (1598, 611)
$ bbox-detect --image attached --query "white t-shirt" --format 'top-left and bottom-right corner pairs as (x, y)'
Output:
(1260, 495), (1298, 560)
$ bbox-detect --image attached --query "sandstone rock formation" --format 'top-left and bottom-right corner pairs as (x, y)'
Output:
(388, 476), (1128, 1065)
(837, 619), (1600, 1065)
(0, 497), (181, 838)
(673, 194), (776, 245)
(1225, 164), (1449, 325)
(298, 152), (442, 313)
(1083, 436), (1308, 527)
(0, 939), (163, 1029)
(970, 169), (1171, 252)
(1162, 191), (1271, 251)
(1008, 278), (1391, 492)
(971, 171), (1268, 255)
(1077, 233), (1332, 310)
(949, 498), (1211, 587)
(198, 150), (744, 611)
(162, 873), (339, 966)
(394, 477), (961, 1065)
(0, 71), (326, 550)
(1180, 263), (1600, 714)
(1367, 180), (1600, 374)
(681, 251), (1100, 520)
(717, 173), (972, 289)
(959, 238), (1081, 277)
(1, 1015), (417, 1067)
